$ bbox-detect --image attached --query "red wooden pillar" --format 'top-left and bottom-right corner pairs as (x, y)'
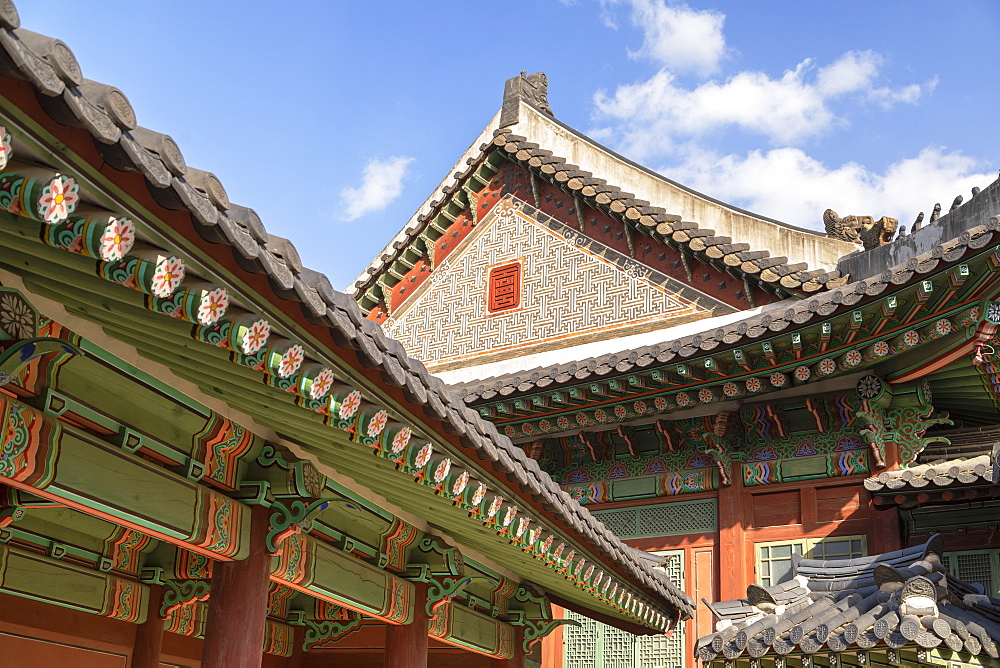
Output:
(384, 582), (428, 668)
(493, 627), (526, 668)
(132, 583), (165, 668)
(202, 505), (272, 668)
(717, 461), (747, 601)
(540, 605), (563, 668)
(870, 493), (903, 554)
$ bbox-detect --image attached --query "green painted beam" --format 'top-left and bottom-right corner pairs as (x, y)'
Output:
(0, 543), (147, 622)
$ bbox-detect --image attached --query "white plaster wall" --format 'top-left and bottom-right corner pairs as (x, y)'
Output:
(511, 103), (855, 270)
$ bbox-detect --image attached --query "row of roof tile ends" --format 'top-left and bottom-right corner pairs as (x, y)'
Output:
(454, 211), (1000, 401)
(698, 535), (1000, 662)
(864, 443), (1000, 493)
(0, 1), (693, 615)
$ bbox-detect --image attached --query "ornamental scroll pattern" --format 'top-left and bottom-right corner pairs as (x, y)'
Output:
(0, 315), (76, 395)
(304, 612), (363, 650)
(0, 393), (60, 488)
(102, 526), (151, 574)
(100, 576), (145, 623)
(164, 599), (207, 637)
(189, 486), (245, 559)
(855, 397), (952, 469)
(889, 405), (953, 467)
(378, 517), (418, 573)
(262, 620), (293, 657)
(406, 536), (469, 617)
(191, 412), (257, 491)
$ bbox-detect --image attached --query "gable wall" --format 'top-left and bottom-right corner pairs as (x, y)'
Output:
(383, 199), (738, 372)
(375, 159), (782, 372)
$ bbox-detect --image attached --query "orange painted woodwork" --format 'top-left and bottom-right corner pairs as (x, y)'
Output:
(383, 582), (428, 668)
(540, 605), (564, 668)
(693, 548), (716, 640)
(716, 462), (748, 601)
(521, 166), (776, 308)
(752, 490), (802, 527)
(487, 263), (522, 313)
(387, 258), (431, 313)
(201, 505), (272, 668)
(816, 486), (865, 522)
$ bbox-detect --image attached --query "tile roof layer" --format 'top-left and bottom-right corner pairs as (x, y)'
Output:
(454, 190), (1000, 401)
(697, 535), (1000, 662)
(864, 427), (1000, 493)
(352, 122), (854, 303)
(0, 0), (693, 619)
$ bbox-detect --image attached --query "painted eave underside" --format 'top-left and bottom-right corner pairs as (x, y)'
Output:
(349, 100), (858, 302)
(452, 179), (1000, 404)
(0, 3), (694, 623)
(697, 535), (1000, 662)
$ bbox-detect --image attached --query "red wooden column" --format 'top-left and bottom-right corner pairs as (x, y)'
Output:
(132, 584), (165, 668)
(493, 627), (526, 668)
(716, 461), (748, 601)
(870, 494), (903, 554)
(202, 505), (272, 668)
(540, 605), (564, 668)
(384, 582), (428, 668)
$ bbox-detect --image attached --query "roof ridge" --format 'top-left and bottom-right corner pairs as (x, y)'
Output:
(349, 102), (856, 308)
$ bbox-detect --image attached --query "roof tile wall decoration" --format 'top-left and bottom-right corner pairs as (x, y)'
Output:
(382, 195), (721, 371)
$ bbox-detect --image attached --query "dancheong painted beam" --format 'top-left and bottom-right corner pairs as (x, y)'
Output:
(0, 1), (697, 666)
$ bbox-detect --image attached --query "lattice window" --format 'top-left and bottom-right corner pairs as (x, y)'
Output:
(487, 262), (521, 313)
(592, 499), (716, 539)
(638, 633), (684, 668)
(595, 509), (638, 537)
(809, 537), (865, 561)
(756, 536), (866, 587)
(602, 624), (637, 668)
(943, 549), (1000, 596)
(758, 541), (804, 588)
(564, 550), (685, 668)
(565, 611), (600, 668)
(641, 549), (686, 668)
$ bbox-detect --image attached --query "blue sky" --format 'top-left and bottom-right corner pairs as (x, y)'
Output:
(16, 1), (1000, 289)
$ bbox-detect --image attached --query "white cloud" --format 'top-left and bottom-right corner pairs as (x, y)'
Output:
(593, 51), (933, 161)
(339, 156), (415, 222)
(603, 0), (727, 75)
(588, 4), (980, 239)
(665, 146), (992, 230)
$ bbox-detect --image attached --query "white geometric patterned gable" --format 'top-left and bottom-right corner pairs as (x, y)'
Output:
(385, 195), (725, 371)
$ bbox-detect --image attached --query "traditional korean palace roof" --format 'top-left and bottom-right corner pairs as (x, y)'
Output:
(0, 0), (693, 646)
(444, 177), (1000, 458)
(350, 89), (856, 311)
(454, 184), (999, 407)
(697, 535), (1000, 667)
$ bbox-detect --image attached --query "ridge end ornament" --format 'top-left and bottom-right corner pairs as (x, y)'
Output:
(500, 72), (553, 127)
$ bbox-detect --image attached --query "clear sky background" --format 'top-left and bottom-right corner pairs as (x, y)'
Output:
(16, 1), (1000, 289)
